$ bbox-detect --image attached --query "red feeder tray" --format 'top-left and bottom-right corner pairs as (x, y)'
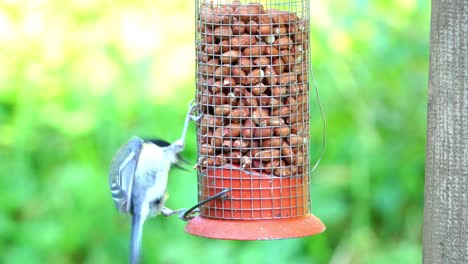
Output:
(185, 167), (325, 240)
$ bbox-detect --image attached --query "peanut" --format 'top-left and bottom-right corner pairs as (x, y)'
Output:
(211, 92), (225, 105)
(245, 21), (259, 34)
(241, 156), (252, 169)
(295, 150), (305, 166)
(251, 83), (267, 96)
(229, 107), (250, 122)
(263, 35), (276, 44)
(274, 126), (291, 137)
(291, 123), (306, 134)
(264, 159), (280, 174)
(258, 24), (273, 35)
(254, 126), (273, 137)
(265, 45), (279, 56)
(274, 37), (293, 50)
(273, 161), (293, 177)
(288, 133), (305, 150)
(257, 93), (270, 106)
(201, 115), (223, 127)
(272, 58), (285, 74)
(214, 64), (231, 79)
(231, 66), (247, 84)
(235, 4), (263, 23)
(223, 77), (237, 88)
(242, 118), (257, 138)
(239, 90), (258, 107)
(204, 44), (220, 54)
(242, 45), (264, 57)
(255, 149), (281, 161)
(199, 88), (213, 106)
(238, 57), (253, 72)
(261, 137), (282, 148)
(231, 20), (246, 35)
(278, 72), (297, 85)
(271, 86), (287, 97)
(263, 66), (278, 85)
(213, 154), (227, 166)
(221, 50), (241, 64)
(281, 141), (295, 164)
(269, 117), (285, 126)
(253, 57), (270, 67)
(200, 129), (213, 143)
(230, 34), (256, 48)
(213, 104), (231, 116)
(272, 106), (290, 117)
(219, 39), (231, 53)
(232, 139), (250, 152)
(288, 84), (300, 95)
(252, 107), (270, 126)
(213, 26), (233, 40)
(227, 151), (242, 163)
(200, 143), (214, 155)
(285, 96), (297, 106)
(211, 80), (222, 93)
(279, 49), (294, 66)
(273, 26), (288, 35)
(298, 73), (308, 83)
(225, 123), (242, 137)
(222, 139), (232, 150)
(243, 68), (264, 85)
(199, 155), (226, 168)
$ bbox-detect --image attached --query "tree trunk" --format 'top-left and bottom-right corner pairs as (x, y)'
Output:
(424, 0), (467, 263)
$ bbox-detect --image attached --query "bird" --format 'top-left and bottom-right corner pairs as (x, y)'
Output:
(108, 101), (199, 264)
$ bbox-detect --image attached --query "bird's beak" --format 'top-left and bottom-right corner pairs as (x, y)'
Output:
(174, 155), (190, 171)
(177, 155), (190, 165)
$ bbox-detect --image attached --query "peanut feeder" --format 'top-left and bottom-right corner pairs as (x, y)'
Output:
(186, 0), (325, 240)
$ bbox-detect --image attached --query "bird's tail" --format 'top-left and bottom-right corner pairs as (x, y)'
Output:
(130, 214), (144, 264)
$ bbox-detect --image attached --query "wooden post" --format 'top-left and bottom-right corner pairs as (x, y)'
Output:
(424, 0), (467, 263)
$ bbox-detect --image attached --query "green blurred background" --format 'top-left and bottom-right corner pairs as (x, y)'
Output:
(0, 0), (429, 263)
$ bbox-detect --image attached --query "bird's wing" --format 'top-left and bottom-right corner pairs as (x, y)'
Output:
(109, 136), (143, 213)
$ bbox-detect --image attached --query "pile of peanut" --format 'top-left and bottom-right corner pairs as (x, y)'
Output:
(196, 1), (309, 177)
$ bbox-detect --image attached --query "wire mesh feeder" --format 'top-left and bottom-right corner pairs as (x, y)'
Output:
(186, 0), (325, 240)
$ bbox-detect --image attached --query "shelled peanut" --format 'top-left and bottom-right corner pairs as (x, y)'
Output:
(196, 1), (310, 177)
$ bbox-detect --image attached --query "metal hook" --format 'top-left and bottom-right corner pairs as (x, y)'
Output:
(180, 188), (231, 221)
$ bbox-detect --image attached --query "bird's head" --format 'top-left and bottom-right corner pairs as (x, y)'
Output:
(145, 139), (189, 171)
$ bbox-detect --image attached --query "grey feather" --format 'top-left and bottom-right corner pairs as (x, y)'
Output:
(130, 213), (144, 264)
(109, 136), (144, 213)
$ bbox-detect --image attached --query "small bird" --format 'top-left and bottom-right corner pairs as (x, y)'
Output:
(108, 102), (199, 264)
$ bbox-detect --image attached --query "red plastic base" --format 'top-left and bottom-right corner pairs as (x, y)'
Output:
(185, 215), (325, 240)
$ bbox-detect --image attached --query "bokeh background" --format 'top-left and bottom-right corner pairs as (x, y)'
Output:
(0, 0), (429, 263)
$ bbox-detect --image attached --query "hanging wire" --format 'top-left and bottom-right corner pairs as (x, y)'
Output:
(309, 65), (326, 174)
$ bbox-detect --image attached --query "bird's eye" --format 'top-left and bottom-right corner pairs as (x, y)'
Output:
(151, 198), (161, 206)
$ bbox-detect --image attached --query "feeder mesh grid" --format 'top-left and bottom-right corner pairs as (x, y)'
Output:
(195, 0), (311, 220)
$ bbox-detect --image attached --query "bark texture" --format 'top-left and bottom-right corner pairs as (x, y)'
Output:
(424, 0), (467, 263)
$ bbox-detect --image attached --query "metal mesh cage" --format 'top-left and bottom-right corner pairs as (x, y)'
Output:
(188, 0), (323, 240)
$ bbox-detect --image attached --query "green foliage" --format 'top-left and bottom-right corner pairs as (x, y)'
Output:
(0, 0), (429, 263)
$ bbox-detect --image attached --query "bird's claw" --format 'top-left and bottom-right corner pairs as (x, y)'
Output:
(189, 114), (202, 122)
(188, 100), (198, 113)
(186, 100), (202, 122)
(161, 207), (176, 217)
(178, 208), (200, 221)
(161, 207), (199, 221)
